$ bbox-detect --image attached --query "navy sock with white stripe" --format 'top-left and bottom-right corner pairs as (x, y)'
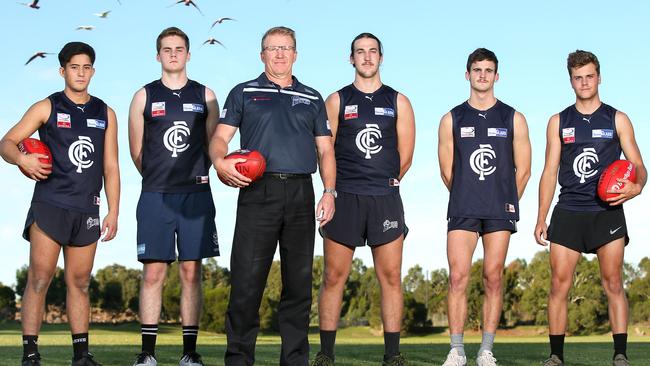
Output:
(182, 325), (199, 354)
(141, 324), (158, 355)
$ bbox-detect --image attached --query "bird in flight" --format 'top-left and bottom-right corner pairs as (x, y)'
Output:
(76, 25), (95, 31)
(25, 52), (54, 66)
(169, 0), (203, 15)
(94, 10), (111, 18)
(211, 17), (235, 29)
(17, 0), (40, 9)
(203, 38), (226, 48)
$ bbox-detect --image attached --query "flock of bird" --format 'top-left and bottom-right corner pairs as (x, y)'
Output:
(20, 0), (235, 65)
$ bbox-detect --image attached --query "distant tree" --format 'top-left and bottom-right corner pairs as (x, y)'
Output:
(202, 258), (230, 289)
(0, 282), (16, 322)
(311, 256), (324, 325)
(501, 259), (526, 327)
(341, 259), (368, 326)
(46, 268), (66, 308)
(628, 257), (650, 323)
(201, 286), (230, 332)
(520, 251), (551, 325)
(402, 292), (427, 332)
(95, 264), (141, 312)
(365, 268), (382, 329)
(567, 256), (607, 334)
(466, 260), (484, 330)
(162, 262), (181, 321)
(427, 268), (449, 323)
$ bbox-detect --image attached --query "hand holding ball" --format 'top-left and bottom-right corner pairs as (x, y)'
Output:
(17, 138), (52, 179)
(597, 160), (636, 201)
(218, 149), (266, 186)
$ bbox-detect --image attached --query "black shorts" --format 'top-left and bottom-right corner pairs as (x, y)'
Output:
(23, 202), (100, 247)
(447, 217), (517, 235)
(320, 191), (407, 247)
(547, 206), (628, 254)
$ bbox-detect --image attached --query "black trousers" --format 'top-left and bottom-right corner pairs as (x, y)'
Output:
(225, 175), (315, 366)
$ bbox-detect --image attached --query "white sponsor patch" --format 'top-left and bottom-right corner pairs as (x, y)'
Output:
(86, 217), (100, 230)
(460, 127), (475, 138)
(57, 113), (71, 123)
(344, 105), (358, 120)
(389, 178), (400, 187)
(291, 95), (311, 106)
(152, 102), (166, 117)
(326, 120), (331, 130)
(183, 103), (205, 113)
(374, 107), (395, 117)
(195, 175), (209, 184)
(137, 243), (146, 255)
(487, 127), (508, 138)
(220, 108), (227, 119)
(592, 129), (614, 139)
(382, 219), (399, 232)
(505, 203), (516, 213)
(86, 119), (106, 129)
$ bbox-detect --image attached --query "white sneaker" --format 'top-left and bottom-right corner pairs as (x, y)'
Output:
(476, 350), (497, 366)
(442, 348), (467, 366)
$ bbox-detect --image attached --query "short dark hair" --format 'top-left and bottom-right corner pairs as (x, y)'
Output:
(567, 50), (600, 76)
(466, 48), (498, 72)
(350, 32), (383, 57)
(157, 27), (190, 53)
(58, 42), (95, 67)
(261, 26), (296, 52)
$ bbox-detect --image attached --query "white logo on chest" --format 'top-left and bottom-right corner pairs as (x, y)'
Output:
(68, 136), (94, 173)
(573, 147), (599, 183)
(470, 144), (496, 181)
(163, 121), (191, 157)
(355, 123), (383, 159)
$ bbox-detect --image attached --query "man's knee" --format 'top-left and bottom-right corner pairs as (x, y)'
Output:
(601, 275), (624, 297)
(27, 271), (55, 295)
(377, 266), (402, 289)
(449, 269), (469, 294)
(179, 261), (201, 285)
(66, 271), (91, 293)
(483, 268), (503, 294)
(322, 265), (349, 290)
(142, 265), (167, 288)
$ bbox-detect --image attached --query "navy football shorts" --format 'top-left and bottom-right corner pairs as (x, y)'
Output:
(23, 201), (101, 246)
(447, 217), (517, 235)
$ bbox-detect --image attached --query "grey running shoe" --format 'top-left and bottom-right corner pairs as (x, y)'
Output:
(542, 355), (564, 366)
(22, 352), (41, 366)
(179, 351), (204, 366)
(133, 352), (157, 366)
(613, 354), (630, 366)
(442, 348), (467, 366)
(382, 353), (407, 366)
(476, 350), (497, 366)
(312, 352), (335, 366)
(71, 352), (102, 366)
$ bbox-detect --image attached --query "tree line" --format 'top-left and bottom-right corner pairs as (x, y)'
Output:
(0, 251), (649, 335)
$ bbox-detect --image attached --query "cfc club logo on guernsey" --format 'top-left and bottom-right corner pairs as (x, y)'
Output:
(470, 144), (497, 181)
(355, 123), (383, 159)
(163, 121), (191, 157)
(68, 136), (94, 173)
(573, 147), (599, 183)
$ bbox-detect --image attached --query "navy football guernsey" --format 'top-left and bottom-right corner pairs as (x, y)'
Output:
(32, 92), (107, 213)
(447, 100), (519, 220)
(335, 84), (400, 195)
(142, 79), (211, 193)
(557, 103), (622, 211)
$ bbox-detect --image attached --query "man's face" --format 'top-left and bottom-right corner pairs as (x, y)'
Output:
(157, 35), (190, 73)
(570, 63), (600, 100)
(466, 60), (498, 92)
(260, 34), (297, 78)
(59, 54), (95, 92)
(350, 37), (382, 79)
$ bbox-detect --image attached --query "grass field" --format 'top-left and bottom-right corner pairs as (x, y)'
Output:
(0, 323), (648, 365)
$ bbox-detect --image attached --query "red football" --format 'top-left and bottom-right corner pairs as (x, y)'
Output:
(219, 149), (266, 185)
(17, 137), (52, 179)
(597, 160), (636, 201)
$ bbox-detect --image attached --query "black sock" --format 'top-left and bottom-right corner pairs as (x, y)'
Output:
(549, 334), (565, 361)
(384, 332), (400, 360)
(182, 325), (199, 354)
(71, 333), (89, 360)
(613, 333), (627, 358)
(141, 324), (158, 355)
(319, 330), (337, 359)
(22, 335), (38, 359)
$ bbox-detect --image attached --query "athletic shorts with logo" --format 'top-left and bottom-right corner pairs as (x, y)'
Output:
(136, 191), (219, 262)
(23, 201), (101, 246)
(320, 191), (407, 247)
(547, 206), (628, 254)
(447, 217), (517, 235)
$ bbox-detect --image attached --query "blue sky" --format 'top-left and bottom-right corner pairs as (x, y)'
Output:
(0, 0), (648, 286)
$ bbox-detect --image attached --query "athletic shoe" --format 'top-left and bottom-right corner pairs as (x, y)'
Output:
(613, 354), (630, 366)
(542, 355), (564, 366)
(71, 352), (102, 366)
(22, 352), (41, 366)
(133, 351), (157, 366)
(476, 350), (497, 366)
(312, 352), (335, 366)
(179, 351), (205, 366)
(382, 353), (407, 366)
(442, 348), (467, 366)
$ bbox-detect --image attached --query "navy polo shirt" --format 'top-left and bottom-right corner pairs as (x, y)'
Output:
(220, 73), (331, 174)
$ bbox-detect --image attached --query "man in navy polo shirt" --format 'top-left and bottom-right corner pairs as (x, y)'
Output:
(210, 26), (336, 366)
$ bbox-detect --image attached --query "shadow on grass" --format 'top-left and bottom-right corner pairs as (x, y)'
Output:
(0, 343), (648, 365)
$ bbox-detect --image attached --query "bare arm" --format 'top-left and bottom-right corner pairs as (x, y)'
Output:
(0, 98), (52, 180)
(209, 123), (251, 187)
(513, 111), (532, 200)
(396, 93), (415, 180)
(315, 135), (336, 226)
(606, 111), (646, 205)
(204, 87), (219, 142)
(127, 88), (146, 175)
(101, 106), (120, 242)
(534, 114), (561, 245)
(324, 92), (340, 145)
(437, 111), (454, 191)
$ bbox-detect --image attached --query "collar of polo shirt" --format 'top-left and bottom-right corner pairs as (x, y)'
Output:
(257, 72), (299, 90)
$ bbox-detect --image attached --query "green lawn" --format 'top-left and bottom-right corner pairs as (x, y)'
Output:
(0, 323), (648, 365)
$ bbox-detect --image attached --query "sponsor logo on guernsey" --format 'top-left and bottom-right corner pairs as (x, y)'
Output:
(163, 121), (191, 157)
(326, 120), (331, 130)
(562, 127), (575, 144)
(505, 203), (516, 213)
(183, 103), (205, 113)
(374, 107), (395, 117)
(152, 102), (166, 117)
(220, 109), (227, 118)
(86, 119), (106, 129)
(86, 217), (100, 230)
(573, 147), (599, 183)
(592, 129), (613, 139)
(382, 219), (399, 232)
(68, 136), (94, 173)
(487, 127), (508, 138)
(460, 127), (475, 138)
(137, 243), (146, 255)
(212, 231), (219, 248)
(389, 178), (400, 187)
(470, 144), (497, 181)
(196, 175), (209, 184)
(291, 95), (311, 106)
(355, 123), (383, 159)
(93, 196), (101, 205)
(57, 113), (71, 128)
(344, 105), (358, 120)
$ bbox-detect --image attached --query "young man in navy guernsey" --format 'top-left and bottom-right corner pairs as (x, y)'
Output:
(535, 51), (646, 366)
(312, 33), (415, 366)
(0, 42), (120, 366)
(438, 48), (531, 366)
(128, 27), (220, 366)
(209, 26), (335, 366)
